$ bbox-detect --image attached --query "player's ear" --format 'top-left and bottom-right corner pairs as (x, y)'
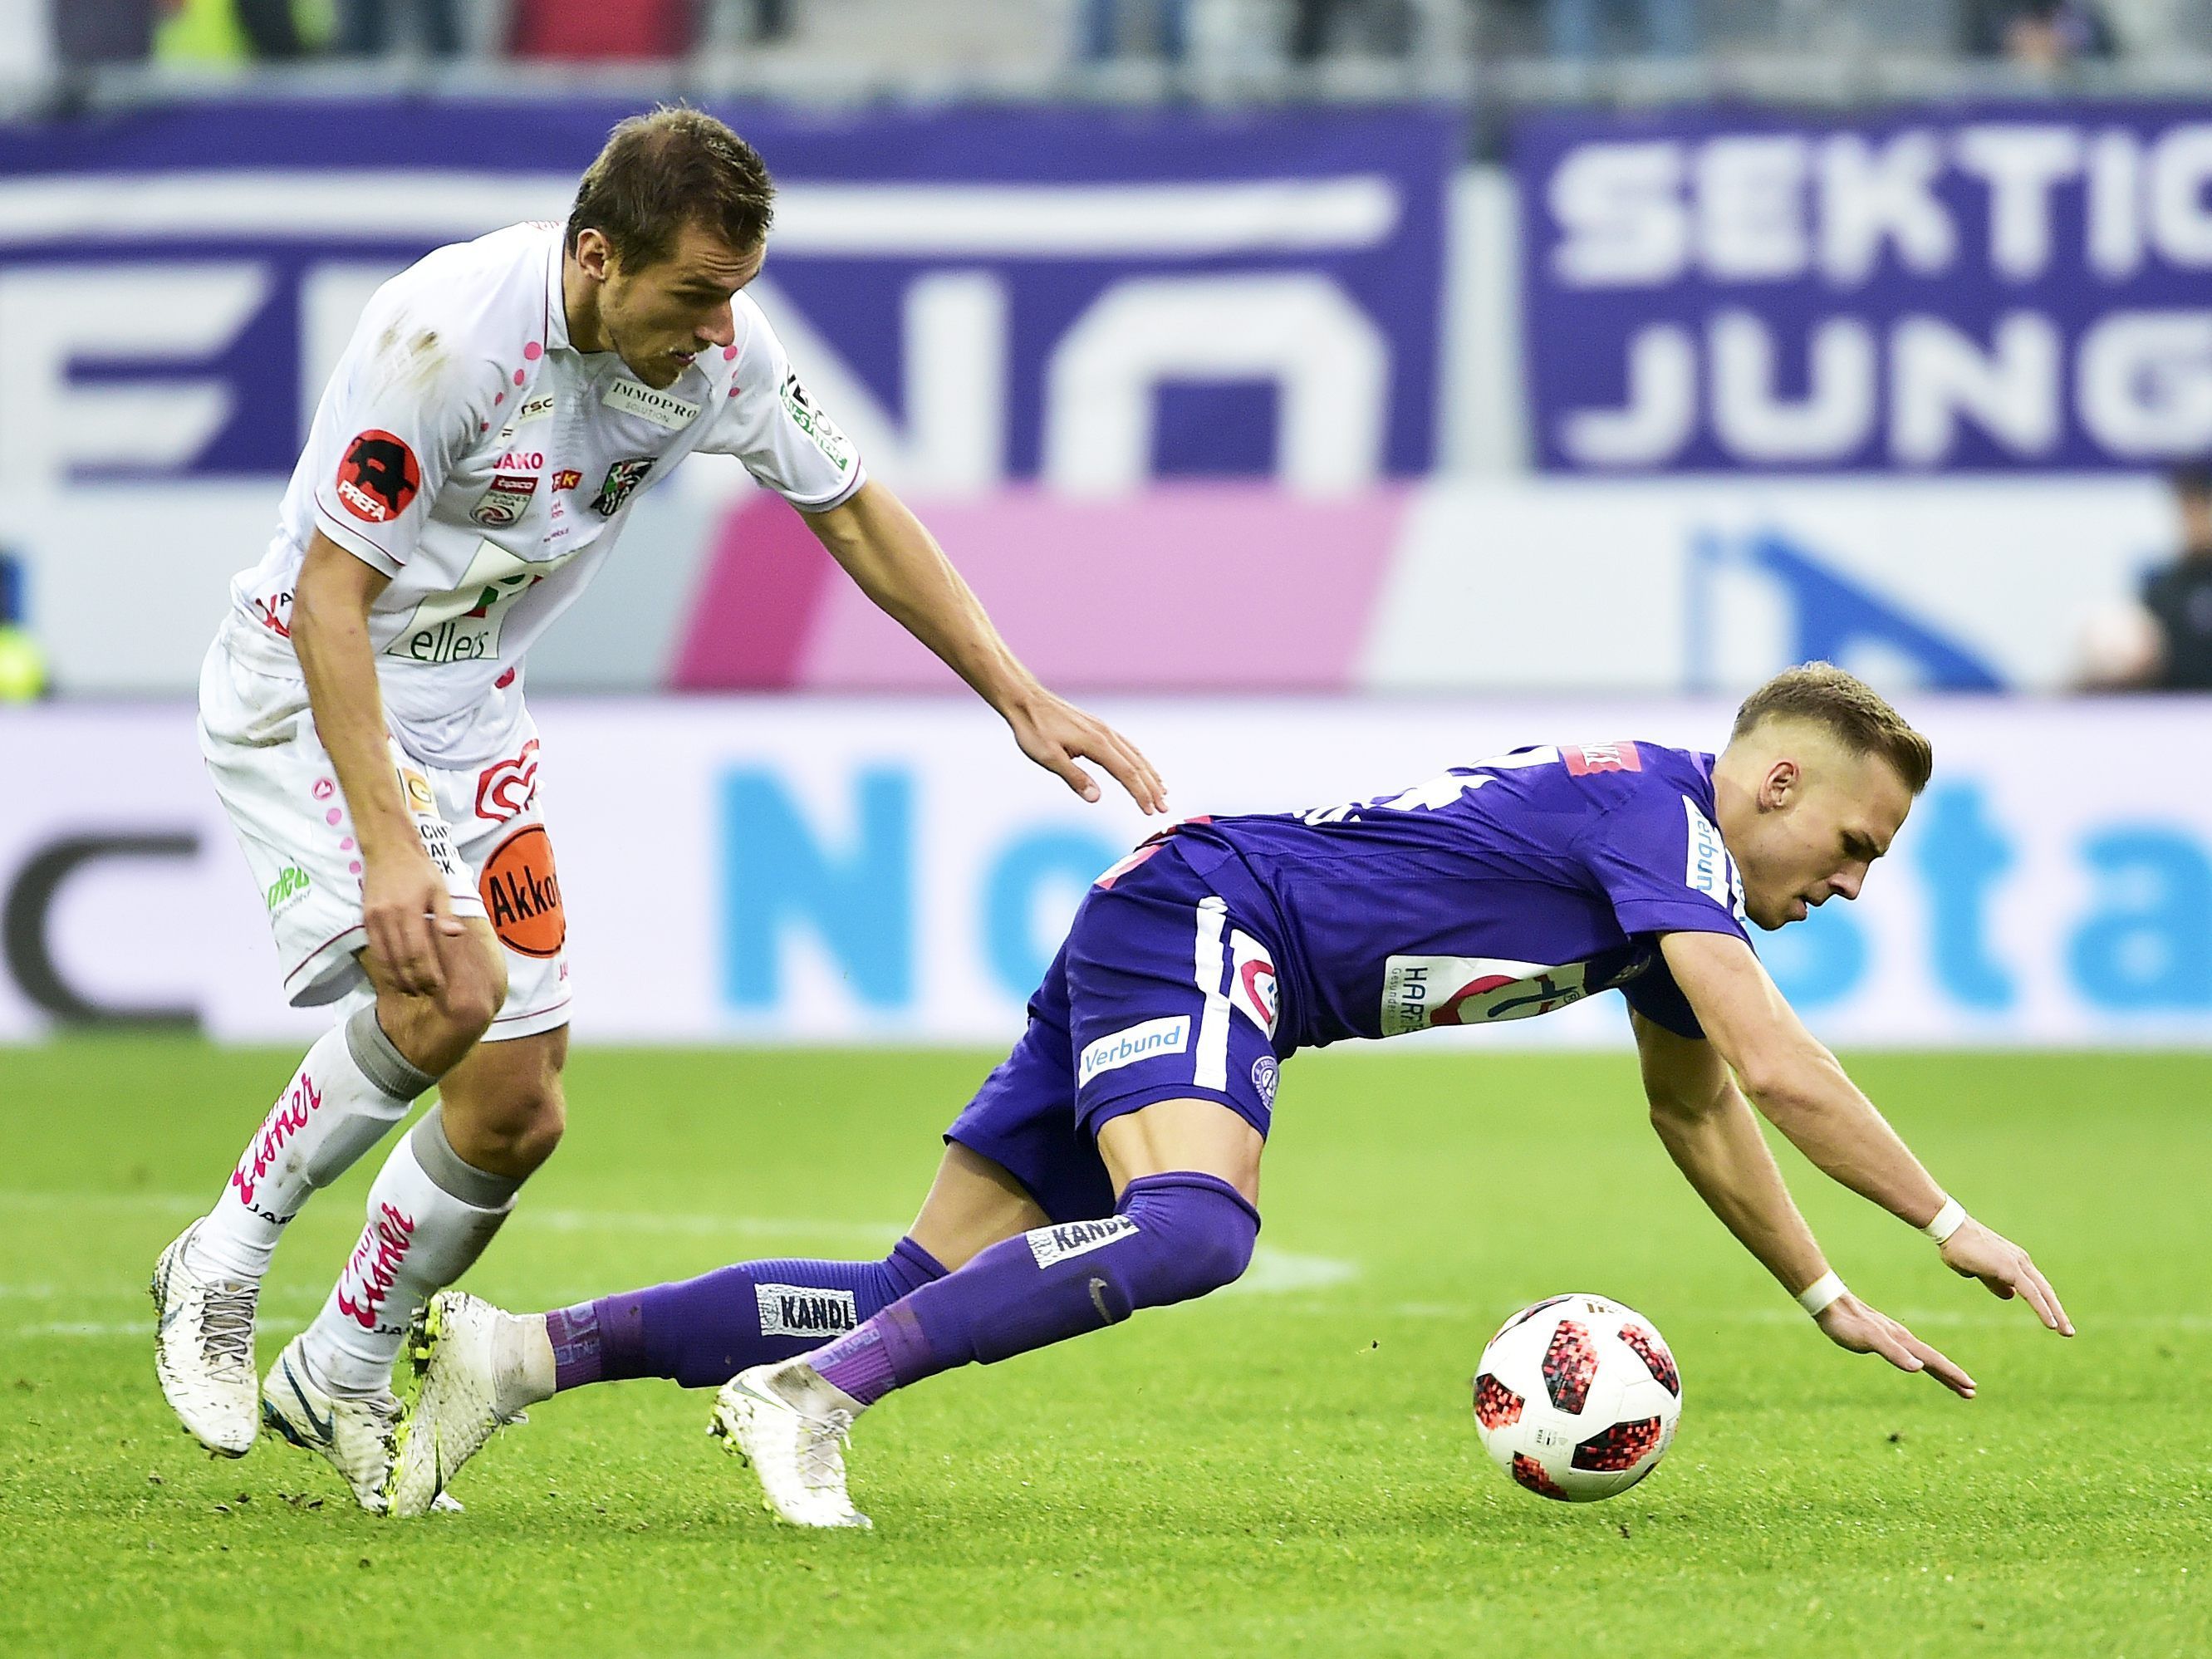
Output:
(571, 228), (613, 282)
(1760, 757), (1799, 812)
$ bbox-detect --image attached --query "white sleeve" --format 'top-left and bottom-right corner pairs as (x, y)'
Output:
(305, 276), (498, 576)
(696, 297), (866, 513)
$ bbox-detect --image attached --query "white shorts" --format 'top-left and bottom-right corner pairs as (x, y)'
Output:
(199, 639), (571, 1041)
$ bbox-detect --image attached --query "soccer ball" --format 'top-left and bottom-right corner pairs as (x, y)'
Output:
(1471, 1293), (1682, 1502)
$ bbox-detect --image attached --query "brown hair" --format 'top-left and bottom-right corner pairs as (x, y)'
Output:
(566, 107), (775, 273)
(1731, 662), (1934, 794)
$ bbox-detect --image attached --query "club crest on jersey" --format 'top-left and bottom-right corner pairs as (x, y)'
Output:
(335, 429), (420, 523)
(470, 473), (539, 528)
(591, 458), (655, 517)
(1381, 955), (1601, 1035)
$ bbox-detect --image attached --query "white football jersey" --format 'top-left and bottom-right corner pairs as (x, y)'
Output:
(222, 222), (863, 765)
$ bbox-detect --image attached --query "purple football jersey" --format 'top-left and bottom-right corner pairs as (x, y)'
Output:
(1165, 741), (1752, 1047)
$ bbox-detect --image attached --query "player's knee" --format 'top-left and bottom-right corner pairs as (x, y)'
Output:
(483, 1075), (566, 1176)
(1117, 1173), (1260, 1308)
(435, 943), (507, 1041)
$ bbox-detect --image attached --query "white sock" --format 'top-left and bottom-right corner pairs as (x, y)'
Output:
(498, 1315), (557, 1415)
(297, 1109), (520, 1397)
(189, 1006), (434, 1284)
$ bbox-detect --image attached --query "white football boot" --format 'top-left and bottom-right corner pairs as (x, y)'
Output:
(261, 1335), (402, 1513)
(709, 1360), (872, 1529)
(150, 1221), (260, 1457)
(389, 1291), (532, 1518)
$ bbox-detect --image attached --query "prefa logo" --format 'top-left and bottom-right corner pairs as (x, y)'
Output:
(336, 1201), (415, 1330)
(230, 1075), (324, 1209)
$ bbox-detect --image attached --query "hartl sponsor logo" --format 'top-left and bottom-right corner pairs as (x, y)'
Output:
(229, 1075), (323, 1209)
(336, 1202), (415, 1331)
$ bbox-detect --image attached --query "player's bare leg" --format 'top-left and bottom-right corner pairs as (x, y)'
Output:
(154, 918), (504, 1458)
(392, 1142), (1037, 1515)
(719, 1099), (1262, 1527)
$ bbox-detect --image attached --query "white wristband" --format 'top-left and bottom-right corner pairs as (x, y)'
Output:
(1921, 1197), (1967, 1245)
(1795, 1271), (1847, 1318)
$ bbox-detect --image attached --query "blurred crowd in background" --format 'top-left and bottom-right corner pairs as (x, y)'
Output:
(24, 0), (2212, 74)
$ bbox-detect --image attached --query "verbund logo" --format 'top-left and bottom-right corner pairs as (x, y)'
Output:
(1079, 1015), (1192, 1087)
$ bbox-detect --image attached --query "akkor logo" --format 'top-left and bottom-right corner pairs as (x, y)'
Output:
(552, 469), (582, 491)
(473, 739), (540, 822)
(1077, 1014), (1189, 1087)
(335, 1201), (414, 1331)
(229, 1074), (323, 1210)
(755, 1283), (858, 1338)
(479, 823), (564, 957)
(1027, 1215), (1139, 1269)
(335, 429), (420, 523)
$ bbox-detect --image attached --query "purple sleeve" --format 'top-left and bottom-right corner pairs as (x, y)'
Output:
(1619, 960), (1706, 1040)
(1573, 785), (1753, 946)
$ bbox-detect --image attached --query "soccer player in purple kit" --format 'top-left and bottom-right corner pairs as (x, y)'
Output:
(390, 664), (2073, 1524)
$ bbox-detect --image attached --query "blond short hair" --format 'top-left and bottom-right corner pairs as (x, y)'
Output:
(1730, 663), (1933, 794)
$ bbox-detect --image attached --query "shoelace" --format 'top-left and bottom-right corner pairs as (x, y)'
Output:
(797, 1408), (855, 1494)
(198, 1284), (258, 1376)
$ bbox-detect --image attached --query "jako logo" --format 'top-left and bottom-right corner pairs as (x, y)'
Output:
(755, 1284), (858, 1338)
(1078, 1015), (1190, 1086)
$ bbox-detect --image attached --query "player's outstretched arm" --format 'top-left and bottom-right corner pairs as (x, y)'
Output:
(1658, 930), (2073, 1340)
(1633, 1012), (1979, 1396)
(801, 480), (1166, 813)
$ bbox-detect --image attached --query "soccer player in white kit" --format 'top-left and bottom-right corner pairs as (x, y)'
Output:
(150, 108), (1167, 1511)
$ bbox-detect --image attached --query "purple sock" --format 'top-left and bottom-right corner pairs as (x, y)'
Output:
(545, 1301), (602, 1391)
(555, 1235), (947, 1392)
(812, 1173), (1258, 1409)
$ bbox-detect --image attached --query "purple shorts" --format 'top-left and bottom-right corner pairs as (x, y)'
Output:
(944, 839), (1286, 1224)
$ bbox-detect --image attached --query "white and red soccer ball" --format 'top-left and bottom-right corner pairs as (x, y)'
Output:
(1472, 1293), (1682, 1502)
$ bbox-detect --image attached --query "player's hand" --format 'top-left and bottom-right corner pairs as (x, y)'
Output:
(361, 844), (466, 995)
(1814, 1293), (1978, 1399)
(1939, 1219), (2074, 1336)
(1003, 690), (1168, 814)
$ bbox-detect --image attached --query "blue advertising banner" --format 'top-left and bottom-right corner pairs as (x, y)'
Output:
(1517, 104), (2212, 474)
(0, 101), (1454, 494)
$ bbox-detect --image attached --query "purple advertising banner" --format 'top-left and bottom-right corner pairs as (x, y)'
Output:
(1517, 103), (2212, 474)
(0, 101), (1454, 493)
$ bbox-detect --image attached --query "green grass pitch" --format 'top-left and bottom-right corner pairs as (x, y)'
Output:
(2, 1040), (2206, 1657)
